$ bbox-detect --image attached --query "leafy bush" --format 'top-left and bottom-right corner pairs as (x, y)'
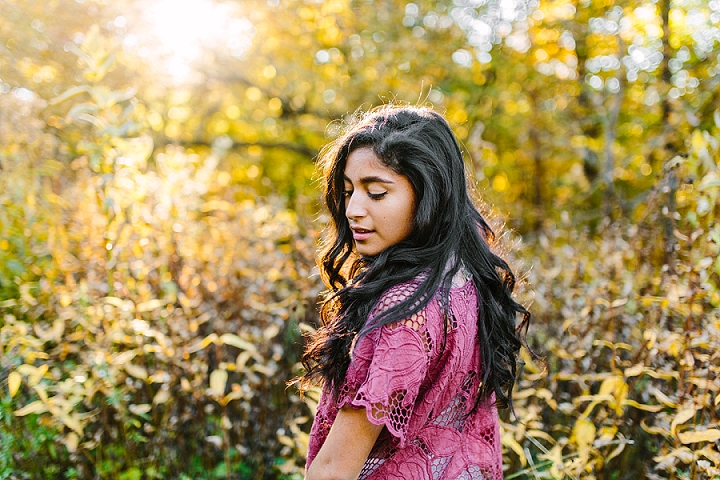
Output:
(502, 126), (720, 478)
(0, 34), (319, 479)
(2, 22), (720, 480)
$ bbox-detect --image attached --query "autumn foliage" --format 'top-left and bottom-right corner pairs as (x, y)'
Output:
(1, 0), (720, 478)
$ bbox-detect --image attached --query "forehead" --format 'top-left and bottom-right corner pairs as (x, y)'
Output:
(343, 147), (397, 181)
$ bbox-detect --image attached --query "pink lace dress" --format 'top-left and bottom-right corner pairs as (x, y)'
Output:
(307, 277), (503, 479)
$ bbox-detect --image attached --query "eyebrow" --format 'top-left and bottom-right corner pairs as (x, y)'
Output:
(343, 175), (395, 185)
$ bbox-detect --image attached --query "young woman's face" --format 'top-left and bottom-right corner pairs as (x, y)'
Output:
(343, 147), (416, 257)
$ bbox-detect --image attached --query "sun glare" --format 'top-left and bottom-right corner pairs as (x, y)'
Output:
(142, 0), (255, 83)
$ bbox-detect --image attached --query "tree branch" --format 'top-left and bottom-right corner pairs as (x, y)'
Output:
(164, 139), (317, 159)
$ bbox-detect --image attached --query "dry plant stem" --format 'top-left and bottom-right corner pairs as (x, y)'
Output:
(602, 46), (624, 217)
(626, 304), (661, 370)
(679, 278), (697, 404)
(664, 169), (679, 275)
(223, 402), (231, 480)
(254, 461), (266, 480)
(524, 432), (579, 480)
(610, 313), (617, 373)
(698, 352), (717, 432)
(630, 310), (660, 368)
(523, 446), (539, 479)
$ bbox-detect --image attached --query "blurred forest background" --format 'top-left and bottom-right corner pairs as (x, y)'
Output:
(0, 0), (719, 478)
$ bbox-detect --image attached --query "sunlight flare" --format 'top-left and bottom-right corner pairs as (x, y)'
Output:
(141, 0), (254, 82)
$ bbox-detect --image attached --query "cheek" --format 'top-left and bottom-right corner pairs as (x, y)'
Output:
(395, 200), (415, 237)
(404, 207), (415, 235)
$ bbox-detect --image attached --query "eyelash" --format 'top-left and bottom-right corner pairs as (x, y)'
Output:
(342, 190), (387, 200)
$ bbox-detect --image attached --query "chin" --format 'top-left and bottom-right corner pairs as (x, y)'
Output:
(355, 244), (382, 257)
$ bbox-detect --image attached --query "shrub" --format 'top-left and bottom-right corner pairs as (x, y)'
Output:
(0, 35), (320, 479)
(502, 126), (720, 478)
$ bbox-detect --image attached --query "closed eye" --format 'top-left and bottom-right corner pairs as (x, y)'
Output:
(368, 192), (387, 200)
(342, 190), (353, 198)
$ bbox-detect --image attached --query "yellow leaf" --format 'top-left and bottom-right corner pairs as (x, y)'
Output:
(527, 429), (556, 444)
(112, 350), (137, 365)
(180, 377), (191, 391)
(623, 399), (663, 412)
(624, 364), (644, 377)
(104, 296), (124, 308)
(501, 431), (527, 466)
(14, 400), (47, 416)
(643, 369), (678, 381)
(611, 298), (628, 308)
(513, 388), (536, 400)
(124, 363), (148, 380)
(136, 299), (166, 312)
(252, 364), (274, 376)
(678, 429), (720, 444)
(236, 351), (253, 371)
(221, 390), (243, 406)
(654, 446), (694, 464)
(153, 389), (171, 405)
(16, 364), (37, 376)
(643, 329), (657, 349)
(573, 418), (596, 449)
(64, 432), (79, 453)
(640, 418), (670, 437)
(59, 413), (83, 435)
(209, 369), (228, 397)
(200, 333), (219, 349)
(219, 333), (257, 353)
(649, 387), (677, 407)
(599, 375), (625, 399)
(263, 324), (280, 340)
(26, 351), (48, 362)
(59, 294), (72, 307)
(129, 404), (152, 415)
(221, 415), (232, 430)
(49, 319), (65, 343)
(606, 435), (627, 462)
(8, 372), (21, 398)
(671, 408), (697, 435)
(28, 364), (48, 387)
(598, 426), (617, 442)
(33, 384), (49, 403)
(698, 445), (720, 464)
(278, 434), (295, 448)
(668, 338), (683, 357)
(699, 172), (720, 191)
(692, 130), (707, 153)
(539, 443), (565, 479)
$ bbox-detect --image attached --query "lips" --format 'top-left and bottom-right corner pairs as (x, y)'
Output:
(351, 226), (374, 241)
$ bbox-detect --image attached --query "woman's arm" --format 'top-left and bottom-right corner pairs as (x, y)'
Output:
(305, 406), (383, 480)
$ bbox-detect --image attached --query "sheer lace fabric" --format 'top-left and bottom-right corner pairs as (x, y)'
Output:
(307, 278), (503, 479)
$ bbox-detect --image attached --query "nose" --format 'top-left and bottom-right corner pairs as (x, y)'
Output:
(345, 192), (366, 220)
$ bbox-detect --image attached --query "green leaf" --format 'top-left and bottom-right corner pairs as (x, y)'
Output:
(119, 468), (142, 480)
(6, 259), (25, 275)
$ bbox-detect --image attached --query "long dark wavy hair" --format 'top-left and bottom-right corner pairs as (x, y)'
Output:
(299, 105), (530, 411)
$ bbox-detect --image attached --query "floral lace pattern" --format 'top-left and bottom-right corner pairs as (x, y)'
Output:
(307, 277), (503, 479)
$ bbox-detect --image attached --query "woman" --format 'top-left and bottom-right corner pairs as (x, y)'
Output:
(298, 106), (530, 480)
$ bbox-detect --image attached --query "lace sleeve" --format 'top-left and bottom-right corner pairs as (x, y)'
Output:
(337, 280), (434, 448)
